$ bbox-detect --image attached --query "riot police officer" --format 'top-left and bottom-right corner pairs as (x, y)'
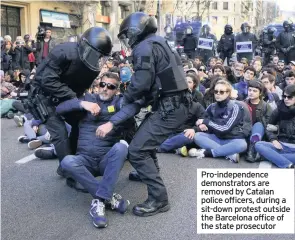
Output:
(276, 20), (295, 63)
(117, 12), (190, 216)
(197, 24), (217, 65)
(235, 22), (258, 62)
(183, 26), (198, 59)
(217, 24), (235, 65)
(260, 27), (277, 65)
(28, 27), (112, 175)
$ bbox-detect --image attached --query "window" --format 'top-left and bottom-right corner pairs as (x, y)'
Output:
(101, 5), (110, 16)
(223, 2), (229, 10)
(212, 2), (218, 10)
(1, 6), (21, 41)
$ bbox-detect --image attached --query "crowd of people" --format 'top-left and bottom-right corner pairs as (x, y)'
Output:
(1, 14), (295, 229)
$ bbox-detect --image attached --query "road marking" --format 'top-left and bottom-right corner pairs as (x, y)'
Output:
(258, 161), (272, 168)
(15, 154), (37, 164)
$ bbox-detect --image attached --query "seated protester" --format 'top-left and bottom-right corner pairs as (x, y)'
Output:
(245, 81), (273, 162)
(191, 79), (251, 163)
(56, 72), (141, 228)
(194, 56), (203, 66)
(203, 76), (222, 108)
(186, 73), (205, 107)
(17, 118), (51, 149)
(233, 62), (245, 83)
(212, 65), (226, 77)
(234, 66), (256, 100)
(157, 101), (206, 157)
(255, 85), (295, 168)
(261, 74), (283, 100)
(216, 58), (223, 65)
(240, 57), (249, 67)
(224, 66), (238, 85)
(276, 60), (285, 85)
(252, 59), (263, 75)
(207, 57), (217, 70)
(279, 70), (295, 90)
(119, 66), (132, 93)
(290, 61), (295, 71)
(10, 69), (30, 100)
(1, 70), (16, 98)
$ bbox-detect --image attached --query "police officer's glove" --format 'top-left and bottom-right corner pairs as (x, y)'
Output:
(281, 48), (288, 54)
(266, 124), (278, 132)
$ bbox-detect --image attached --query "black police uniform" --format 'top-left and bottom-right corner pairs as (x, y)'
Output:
(260, 28), (276, 65)
(32, 42), (98, 161)
(197, 26), (217, 64)
(276, 21), (295, 63)
(126, 34), (190, 214)
(183, 28), (198, 59)
(218, 26), (235, 65)
(28, 27), (112, 166)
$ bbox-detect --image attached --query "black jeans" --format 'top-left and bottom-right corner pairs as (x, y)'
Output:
(128, 101), (189, 202)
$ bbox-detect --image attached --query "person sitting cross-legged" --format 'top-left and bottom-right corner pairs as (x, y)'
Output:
(255, 85), (295, 168)
(191, 79), (252, 162)
(56, 72), (141, 228)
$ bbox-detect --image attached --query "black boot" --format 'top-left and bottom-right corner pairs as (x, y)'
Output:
(245, 143), (257, 163)
(133, 199), (170, 217)
(129, 170), (142, 182)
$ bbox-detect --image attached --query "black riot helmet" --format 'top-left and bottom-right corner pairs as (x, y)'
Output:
(186, 26), (193, 35)
(283, 20), (293, 32)
(78, 27), (113, 72)
(267, 27), (276, 35)
(118, 12), (157, 50)
(202, 24), (211, 35)
(241, 22), (251, 33)
(224, 24), (233, 34)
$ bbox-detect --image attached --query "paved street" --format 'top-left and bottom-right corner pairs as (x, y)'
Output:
(1, 118), (294, 240)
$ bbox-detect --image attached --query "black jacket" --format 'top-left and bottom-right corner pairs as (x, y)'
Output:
(276, 30), (295, 52)
(56, 93), (140, 158)
(34, 42), (98, 102)
(10, 45), (32, 70)
(245, 99), (273, 127)
(266, 101), (295, 144)
(203, 100), (252, 139)
(217, 33), (235, 53)
(183, 34), (198, 51)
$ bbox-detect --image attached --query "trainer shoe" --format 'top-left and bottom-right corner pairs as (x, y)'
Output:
(18, 136), (30, 143)
(226, 153), (240, 163)
(188, 148), (205, 159)
(13, 115), (24, 127)
(28, 139), (43, 149)
(89, 199), (108, 228)
(34, 147), (56, 159)
(105, 193), (130, 214)
(175, 146), (188, 157)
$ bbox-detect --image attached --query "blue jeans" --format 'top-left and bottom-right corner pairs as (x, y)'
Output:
(158, 132), (194, 152)
(194, 132), (248, 157)
(61, 143), (128, 200)
(24, 120), (50, 143)
(255, 141), (295, 168)
(250, 122), (265, 142)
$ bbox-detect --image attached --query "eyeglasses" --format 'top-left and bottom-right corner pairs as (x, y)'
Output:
(199, 68), (206, 72)
(99, 82), (117, 90)
(283, 95), (294, 100)
(214, 90), (228, 95)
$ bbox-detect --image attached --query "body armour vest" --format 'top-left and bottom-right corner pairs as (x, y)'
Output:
(144, 35), (188, 94)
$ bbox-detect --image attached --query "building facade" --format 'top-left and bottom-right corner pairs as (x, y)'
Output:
(0, 0), (136, 50)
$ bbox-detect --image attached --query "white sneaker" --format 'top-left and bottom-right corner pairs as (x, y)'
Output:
(188, 148), (205, 159)
(28, 139), (43, 149)
(226, 154), (240, 163)
(119, 140), (129, 148)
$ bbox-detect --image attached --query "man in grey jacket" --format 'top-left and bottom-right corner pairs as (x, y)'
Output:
(36, 26), (56, 65)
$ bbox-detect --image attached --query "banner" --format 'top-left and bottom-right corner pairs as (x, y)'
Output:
(236, 41), (253, 53)
(198, 38), (214, 50)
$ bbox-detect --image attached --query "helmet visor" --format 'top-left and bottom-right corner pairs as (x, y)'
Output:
(79, 38), (109, 72)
